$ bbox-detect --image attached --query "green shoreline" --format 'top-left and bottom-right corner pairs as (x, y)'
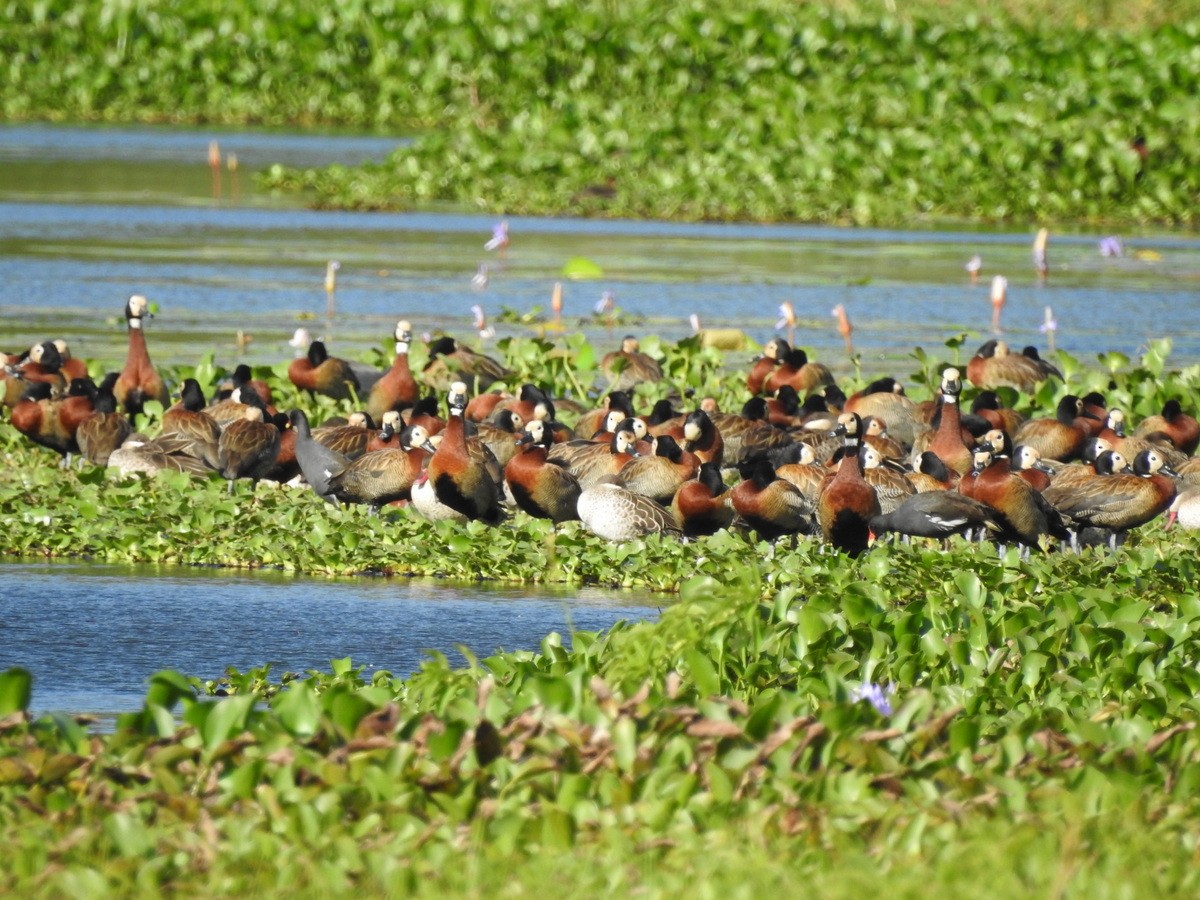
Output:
(5, 1), (1198, 227)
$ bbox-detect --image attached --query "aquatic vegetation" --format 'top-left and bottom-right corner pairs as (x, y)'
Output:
(3, 1), (1198, 226)
(1, 334), (1199, 585)
(3, 544), (1200, 892)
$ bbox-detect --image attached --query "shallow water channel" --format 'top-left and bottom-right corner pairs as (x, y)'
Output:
(0, 562), (660, 717)
(3, 122), (1200, 373)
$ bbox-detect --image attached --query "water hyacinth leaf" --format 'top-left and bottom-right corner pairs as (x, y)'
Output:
(683, 649), (721, 697)
(562, 257), (603, 279)
(202, 695), (256, 751)
(274, 682), (322, 738)
(144, 670), (195, 710)
(0, 668), (32, 715)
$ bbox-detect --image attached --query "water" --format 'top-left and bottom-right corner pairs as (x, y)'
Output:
(2, 122), (1199, 374)
(0, 562), (660, 717)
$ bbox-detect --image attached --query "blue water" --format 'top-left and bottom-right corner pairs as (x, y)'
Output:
(0, 562), (659, 716)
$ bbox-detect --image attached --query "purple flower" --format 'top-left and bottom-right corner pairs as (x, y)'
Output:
(1099, 236), (1123, 258)
(851, 681), (894, 716)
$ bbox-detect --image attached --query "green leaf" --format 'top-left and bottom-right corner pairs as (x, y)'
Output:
(0, 668), (32, 715)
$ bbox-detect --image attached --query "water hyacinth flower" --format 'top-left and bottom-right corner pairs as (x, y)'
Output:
(595, 290), (615, 315)
(1038, 308), (1057, 335)
(1099, 236), (1123, 257)
(471, 263), (489, 291)
(776, 301), (796, 331)
(851, 681), (895, 716)
(965, 254), (982, 284)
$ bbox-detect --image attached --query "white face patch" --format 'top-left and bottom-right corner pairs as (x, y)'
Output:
(395, 341), (409, 355)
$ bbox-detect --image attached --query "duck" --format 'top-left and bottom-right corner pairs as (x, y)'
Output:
(577, 482), (682, 541)
(670, 463), (735, 537)
(15, 342), (69, 395)
(549, 427), (640, 489)
(922, 368), (973, 476)
(1134, 399), (1200, 455)
(746, 337), (786, 395)
(763, 346), (835, 396)
(676, 409), (724, 468)
(600, 336), (663, 392)
(422, 336), (509, 393)
(905, 451), (957, 493)
(288, 340), (361, 401)
(159, 378), (222, 469)
(327, 424), (435, 514)
(214, 363), (273, 408)
(365, 319), (420, 421)
(11, 380), (84, 459)
(969, 390), (1025, 436)
(773, 442), (830, 504)
(108, 437), (215, 478)
(76, 377), (132, 467)
(844, 378), (921, 448)
(1166, 488), (1200, 531)
(51, 339), (90, 382)
(426, 381), (505, 524)
(966, 339), (1060, 393)
(1009, 444), (1055, 492)
(731, 458), (817, 541)
(311, 411), (377, 460)
(719, 399), (794, 466)
(573, 391), (637, 441)
(816, 413), (881, 555)
(869, 491), (1002, 544)
(861, 416), (907, 460)
(613, 434), (699, 505)
(217, 393), (281, 491)
(1013, 395), (1089, 462)
(410, 470), (469, 523)
(961, 447), (1067, 549)
(503, 420), (582, 523)
(1044, 448), (1178, 550)
(113, 294), (170, 418)
(858, 444), (915, 515)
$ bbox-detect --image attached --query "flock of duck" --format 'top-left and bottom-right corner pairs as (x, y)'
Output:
(4, 295), (1200, 556)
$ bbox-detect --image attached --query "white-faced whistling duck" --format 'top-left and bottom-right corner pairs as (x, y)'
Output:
(844, 377), (921, 448)
(763, 346), (835, 396)
(970, 390), (1026, 435)
(160, 378), (222, 469)
(670, 462), (734, 537)
(1013, 395), (1089, 462)
(215, 363), (273, 408)
(967, 339), (1060, 394)
(288, 340), (361, 402)
(422, 336), (509, 393)
(905, 451), (956, 493)
(746, 337), (786, 395)
(312, 411), (377, 460)
(573, 391), (636, 440)
(427, 381), (505, 524)
(816, 413), (881, 555)
(113, 294), (170, 419)
(504, 420), (582, 523)
(549, 427), (640, 489)
(858, 444), (915, 515)
(577, 482), (681, 542)
(1044, 448), (1178, 550)
(217, 391), (281, 492)
(732, 458), (817, 541)
(326, 424), (436, 515)
(11, 380), (83, 459)
(366, 319), (420, 421)
(76, 377), (132, 467)
(613, 434), (699, 505)
(924, 368), (973, 476)
(17, 342), (69, 396)
(51, 339), (89, 382)
(862, 416), (906, 461)
(473, 409), (524, 468)
(600, 336), (663, 392)
(1134, 399), (1200, 455)
(962, 447), (1069, 550)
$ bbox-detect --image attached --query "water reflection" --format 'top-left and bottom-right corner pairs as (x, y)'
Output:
(0, 562), (661, 715)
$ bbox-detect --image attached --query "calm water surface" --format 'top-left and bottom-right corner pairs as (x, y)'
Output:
(2, 123), (1199, 372)
(0, 562), (660, 716)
